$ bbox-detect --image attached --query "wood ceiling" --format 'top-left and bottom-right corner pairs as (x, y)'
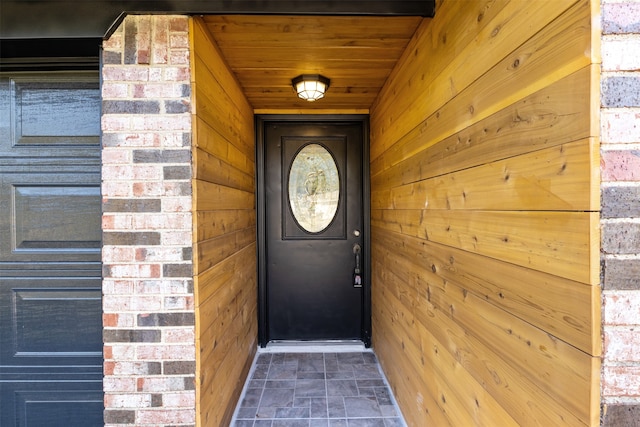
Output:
(202, 15), (425, 111)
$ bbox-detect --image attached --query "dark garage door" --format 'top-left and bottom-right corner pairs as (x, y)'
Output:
(0, 72), (103, 426)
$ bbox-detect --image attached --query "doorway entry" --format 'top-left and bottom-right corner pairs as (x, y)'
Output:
(257, 116), (371, 347)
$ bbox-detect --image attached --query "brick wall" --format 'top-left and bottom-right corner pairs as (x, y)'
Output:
(101, 16), (196, 426)
(600, 0), (640, 425)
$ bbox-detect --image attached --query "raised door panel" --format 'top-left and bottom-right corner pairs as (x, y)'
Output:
(0, 75), (100, 156)
(0, 71), (102, 427)
(0, 172), (101, 263)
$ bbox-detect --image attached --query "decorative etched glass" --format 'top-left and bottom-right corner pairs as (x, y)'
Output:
(288, 144), (340, 233)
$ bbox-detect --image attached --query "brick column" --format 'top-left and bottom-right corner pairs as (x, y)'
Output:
(101, 15), (196, 426)
(600, 0), (640, 424)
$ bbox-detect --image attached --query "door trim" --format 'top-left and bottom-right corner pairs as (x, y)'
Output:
(256, 114), (371, 348)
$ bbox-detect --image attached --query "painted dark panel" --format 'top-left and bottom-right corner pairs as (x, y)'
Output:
(14, 288), (102, 355)
(0, 384), (103, 427)
(0, 1), (435, 39)
(0, 71), (102, 427)
(10, 79), (101, 146)
(0, 74), (101, 157)
(13, 186), (102, 251)
(0, 277), (102, 366)
(0, 175), (101, 262)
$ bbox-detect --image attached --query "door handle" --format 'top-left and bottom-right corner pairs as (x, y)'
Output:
(353, 243), (362, 288)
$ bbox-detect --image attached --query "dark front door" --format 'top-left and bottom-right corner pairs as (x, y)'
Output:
(260, 117), (369, 345)
(0, 71), (103, 426)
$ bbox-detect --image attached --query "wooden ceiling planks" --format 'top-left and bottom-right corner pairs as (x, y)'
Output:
(201, 15), (425, 110)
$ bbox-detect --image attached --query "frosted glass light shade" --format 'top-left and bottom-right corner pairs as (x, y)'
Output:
(292, 74), (330, 102)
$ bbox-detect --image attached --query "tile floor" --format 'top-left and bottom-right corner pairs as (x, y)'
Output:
(231, 350), (406, 427)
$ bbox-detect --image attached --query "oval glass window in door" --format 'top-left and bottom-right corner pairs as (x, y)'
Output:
(288, 143), (340, 233)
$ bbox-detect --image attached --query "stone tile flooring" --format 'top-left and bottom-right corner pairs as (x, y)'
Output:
(231, 351), (406, 427)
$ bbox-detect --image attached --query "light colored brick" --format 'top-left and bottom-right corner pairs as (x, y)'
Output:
(133, 165), (165, 181)
(603, 366), (640, 397)
(134, 279), (191, 295)
(133, 181), (164, 197)
(103, 377), (137, 393)
(601, 150), (640, 181)
(602, 36), (640, 71)
(162, 392), (196, 408)
(103, 165), (134, 180)
(102, 117), (131, 132)
(105, 393), (152, 408)
(105, 264), (162, 279)
(164, 66), (191, 82)
(137, 376), (187, 392)
(132, 182), (189, 198)
(149, 67), (163, 82)
(162, 327), (195, 343)
(161, 231), (192, 246)
(136, 247), (185, 262)
(102, 181), (133, 197)
(163, 198), (192, 213)
(170, 50), (190, 65)
(103, 296), (133, 311)
(137, 344), (195, 360)
(605, 327), (640, 362)
(131, 115), (191, 131)
(159, 132), (188, 147)
(104, 214), (135, 230)
(601, 109), (640, 143)
(103, 82), (130, 98)
(103, 67), (150, 82)
(130, 295), (164, 311)
(103, 248), (137, 264)
(111, 361), (160, 375)
(604, 291), (640, 325)
(133, 83), (185, 98)
(102, 148), (132, 164)
(103, 163), (162, 182)
(164, 296), (194, 311)
(108, 344), (138, 360)
(103, 35), (123, 50)
(103, 278), (136, 294)
(106, 132), (159, 148)
(170, 34), (190, 49)
(136, 408), (195, 424)
(134, 213), (191, 230)
(151, 16), (169, 65)
(103, 313), (136, 328)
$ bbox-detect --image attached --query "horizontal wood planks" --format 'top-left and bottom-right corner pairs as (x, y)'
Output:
(202, 14), (422, 110)
(370, 0), (600, 426)
(191, 17), (257, 427)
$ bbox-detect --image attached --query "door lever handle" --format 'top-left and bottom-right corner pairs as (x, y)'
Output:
(353, 243), (362, 288)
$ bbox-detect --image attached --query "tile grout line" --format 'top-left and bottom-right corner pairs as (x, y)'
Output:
(230, 347), (408, 426)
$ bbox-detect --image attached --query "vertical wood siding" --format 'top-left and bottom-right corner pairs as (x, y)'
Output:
(190, 17), (258, 427)
(369, 0), (601, 425)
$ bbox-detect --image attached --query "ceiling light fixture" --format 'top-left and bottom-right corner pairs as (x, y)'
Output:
(292, 74), (330, 102)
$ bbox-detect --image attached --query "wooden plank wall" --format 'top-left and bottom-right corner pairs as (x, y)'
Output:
(190, 17), (258, 427)
(369, 0), (601, 425)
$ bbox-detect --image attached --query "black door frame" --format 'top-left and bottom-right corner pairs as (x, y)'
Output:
(256, 114), (371, 348)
